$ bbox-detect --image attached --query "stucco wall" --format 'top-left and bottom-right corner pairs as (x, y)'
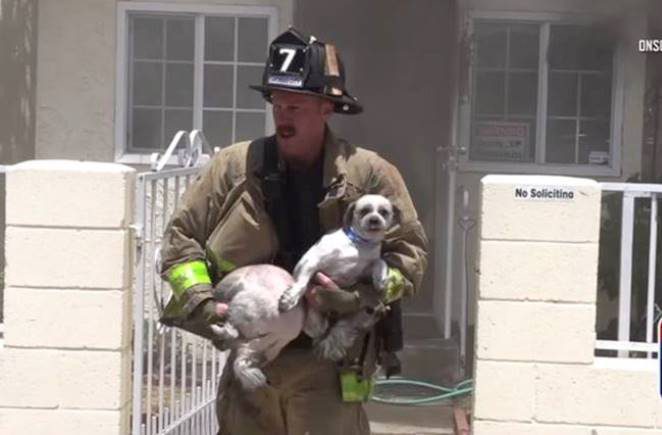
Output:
(35, 0), (294, 162)
(0, 0), (37, 164)
(472, 174), (662, 434)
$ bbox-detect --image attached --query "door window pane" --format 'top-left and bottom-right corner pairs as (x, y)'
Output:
(546, 119), (576, 163)
(166, 18), (194, 61)
(133, 17), (163, 59)
(165, 109), (193, 144)
(581, 73), (612, 118)
(133, 62), (163, 106)
(205, 17), (235, 61)
(509, 24), (539, 69)
(548, 72), (578, 117)
(236, 66), (264, 109)
(549, 25), (613, 71)
(508, 72), (537, 116)
(203, 111), (233, 147)
(165, 64), (194, 107)
(474, 23), (507, 68)
(238, 17), (268, 63)
(236, 112), (266, 142)
(204, 65), (234, 108)
(579, 120), (610, 164)
(474, 71), (505, 116)
(131, 108), (162, 150)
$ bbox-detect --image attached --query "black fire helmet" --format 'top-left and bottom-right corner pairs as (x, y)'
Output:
(250, 27), (362, 115)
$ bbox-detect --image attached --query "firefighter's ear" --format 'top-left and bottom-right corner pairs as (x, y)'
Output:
(343, 202), (357, 228)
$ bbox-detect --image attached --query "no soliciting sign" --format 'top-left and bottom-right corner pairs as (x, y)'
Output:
(514, 186), (576, 201)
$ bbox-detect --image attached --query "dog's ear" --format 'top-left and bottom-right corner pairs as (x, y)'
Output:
(343, 201), (357, 228)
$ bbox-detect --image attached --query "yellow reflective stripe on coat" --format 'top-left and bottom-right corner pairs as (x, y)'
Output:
(167, 260), (212, 297)
(383, 267), (406, 304)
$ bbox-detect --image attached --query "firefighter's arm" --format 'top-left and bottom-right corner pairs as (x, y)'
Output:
(369, 157), (429, 303)
(160, 156), (226, 320)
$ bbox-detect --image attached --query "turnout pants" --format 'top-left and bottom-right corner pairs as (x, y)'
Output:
(217, 347), (370, 435)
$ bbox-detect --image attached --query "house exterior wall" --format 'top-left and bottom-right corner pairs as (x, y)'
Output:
(0, 0), (37, 165)
(472, 174), (662, 434)
(34, 0), (294, 162)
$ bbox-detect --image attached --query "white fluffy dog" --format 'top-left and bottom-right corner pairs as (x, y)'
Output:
(212, 194), (398, 390)
(279, 194), (398, 359)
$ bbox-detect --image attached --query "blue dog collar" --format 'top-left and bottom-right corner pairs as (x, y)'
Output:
(343, 227), (377, 246)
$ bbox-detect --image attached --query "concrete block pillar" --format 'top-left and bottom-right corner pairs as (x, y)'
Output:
(0, 160), (135, 435)
(472, 175), (602, 432)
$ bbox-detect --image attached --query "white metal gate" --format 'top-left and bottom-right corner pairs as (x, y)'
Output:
(131, 131), (224, 435)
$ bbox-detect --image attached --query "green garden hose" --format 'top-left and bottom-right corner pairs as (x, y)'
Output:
(371, 377), (473, 405)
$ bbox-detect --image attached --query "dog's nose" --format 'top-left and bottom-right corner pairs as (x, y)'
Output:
(368, 217), (380, 225)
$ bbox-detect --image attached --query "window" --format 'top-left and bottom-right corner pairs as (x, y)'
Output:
(462, 14), (622, 174)
(116, 3), (277, 162)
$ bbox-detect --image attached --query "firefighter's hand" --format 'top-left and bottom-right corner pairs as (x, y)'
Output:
(306, 272), (362, 316)
(196, 299), (229, 325)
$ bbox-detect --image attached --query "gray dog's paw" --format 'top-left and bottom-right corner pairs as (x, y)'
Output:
(210, 323), (239, 351)
(210, 323), (239, 341)
(236, 367), (268, 391)
(279, 284), (303, 311)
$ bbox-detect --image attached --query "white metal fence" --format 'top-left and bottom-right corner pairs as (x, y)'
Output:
(131, 131), (224, 435)
(596, 182), (661, 358)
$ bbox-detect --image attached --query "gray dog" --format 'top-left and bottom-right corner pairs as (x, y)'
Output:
(212, 194), (398, 390)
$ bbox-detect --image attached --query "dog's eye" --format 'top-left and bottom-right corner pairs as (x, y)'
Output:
(359, 208), (370, 217)
(378, 209), (389, 217)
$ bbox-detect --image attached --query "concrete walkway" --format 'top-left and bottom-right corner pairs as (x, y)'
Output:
(366, 402), (456, 434)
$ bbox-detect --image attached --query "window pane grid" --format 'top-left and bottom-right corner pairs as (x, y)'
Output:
(470, 20), (614, 166)
(127, 11), (269, 153)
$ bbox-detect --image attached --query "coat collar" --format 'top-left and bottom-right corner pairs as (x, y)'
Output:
(249, 127), (349, 189)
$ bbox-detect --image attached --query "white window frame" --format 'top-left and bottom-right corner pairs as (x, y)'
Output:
(115, 1), (279, 165)
(458, 10), (624, 177)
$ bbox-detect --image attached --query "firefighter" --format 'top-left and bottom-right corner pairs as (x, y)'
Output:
(159, 27), (428, 435)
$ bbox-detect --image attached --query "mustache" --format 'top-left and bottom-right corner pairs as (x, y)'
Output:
(277, 125), (296, 138)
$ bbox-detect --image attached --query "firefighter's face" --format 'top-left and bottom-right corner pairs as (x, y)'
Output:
(271, 90), (333, 155)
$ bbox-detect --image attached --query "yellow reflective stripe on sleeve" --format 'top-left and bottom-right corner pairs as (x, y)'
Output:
(383, 267), (406, 304)
(167, 260), (211, 297)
